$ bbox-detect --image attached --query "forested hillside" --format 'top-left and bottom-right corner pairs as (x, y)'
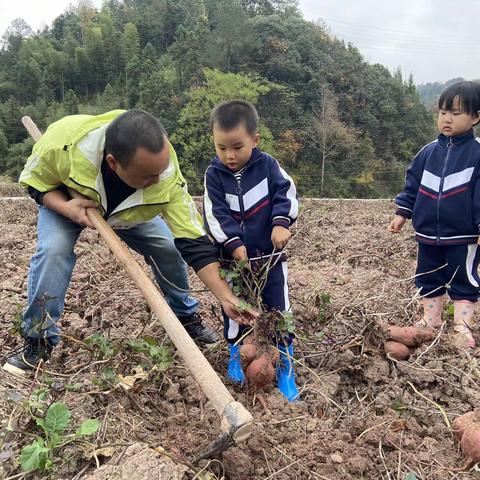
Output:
(0, 0), (435, 197)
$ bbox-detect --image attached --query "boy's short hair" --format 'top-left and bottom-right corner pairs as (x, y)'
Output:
(105, 109), (167, 167)
(438, 81), (480, 117)
(210, 100), (258, 135)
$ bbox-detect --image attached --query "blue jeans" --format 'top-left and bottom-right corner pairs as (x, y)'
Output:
(22, 206), (198, 345)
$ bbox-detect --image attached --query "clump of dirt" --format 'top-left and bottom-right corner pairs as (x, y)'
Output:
(1, 197), (479, 479)
(83, 443), (189, 480)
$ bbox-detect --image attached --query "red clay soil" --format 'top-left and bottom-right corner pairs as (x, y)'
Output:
(1, 198), (479, 479)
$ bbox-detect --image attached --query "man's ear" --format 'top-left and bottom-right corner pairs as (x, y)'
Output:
(253, 133), (260, 147)
(105, 153), (118, 171)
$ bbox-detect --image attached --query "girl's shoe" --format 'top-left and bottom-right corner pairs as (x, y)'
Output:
(453, 301), (475, 349)
(227, 343), (245, 383)
(415, 295), (445, 329)
(276, 343), (299, 402)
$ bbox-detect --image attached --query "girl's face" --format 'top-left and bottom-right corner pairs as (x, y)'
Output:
(437, 97), (479, 137)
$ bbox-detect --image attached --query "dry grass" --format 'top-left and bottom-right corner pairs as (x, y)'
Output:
(0, 177), (25, 197)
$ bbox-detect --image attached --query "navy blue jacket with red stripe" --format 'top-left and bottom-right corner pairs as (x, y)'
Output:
(203, 147), (298, 258)
(395, 130), (480, 245)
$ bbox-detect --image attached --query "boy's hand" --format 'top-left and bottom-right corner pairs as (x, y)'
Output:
(388, 215), (407, 233)
(231, 245), (248, 261)
(271, 225), (291, 249)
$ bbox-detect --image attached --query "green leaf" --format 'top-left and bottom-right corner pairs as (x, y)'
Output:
(20, 438), (49, 472)
(126, 339), (146, 352)
(65, 382), (83, 392)
(237, 300), (251, 312)
(45, 402), (70, 434)
(76, 419), (100, 436)
(236, 259), (248, 269)
(142, 336), (157, 347)
(232, 285), (242, 296)
(47, 431), (63, 449)
(36, 417), (45, 429)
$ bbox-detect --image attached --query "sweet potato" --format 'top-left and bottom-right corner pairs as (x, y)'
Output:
(245, 353), (275, 389)
(385, 325), (435, 347)
(240, 343), (258, 368)
(384, 340), (411, 360)
(269, 346), (280, 365)
(453, 412), (476, 441)
(460, 424), (480, 464)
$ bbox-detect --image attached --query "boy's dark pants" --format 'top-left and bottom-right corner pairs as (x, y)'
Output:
(416, 243), (480, 301)
(223, 260), (290, 344)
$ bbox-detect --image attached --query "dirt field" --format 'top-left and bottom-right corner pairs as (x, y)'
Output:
(1, 198), (480, 480)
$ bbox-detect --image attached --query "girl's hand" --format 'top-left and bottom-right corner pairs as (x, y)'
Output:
(388, 215), (406, 233)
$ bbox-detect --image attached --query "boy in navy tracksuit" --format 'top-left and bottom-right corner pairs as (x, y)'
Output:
(203, 100), (299, 400)
(389, 81), (480, 349)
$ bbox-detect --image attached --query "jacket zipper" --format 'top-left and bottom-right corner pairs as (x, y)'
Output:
(69, 177), (168, 219)
(436, 140), (454, 244)
(214, 159), (259, 251)
(235, 173), (248, 248)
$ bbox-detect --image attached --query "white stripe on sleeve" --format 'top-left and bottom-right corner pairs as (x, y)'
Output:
(277, 161), (298, 219)
(204, 171), (228, 243)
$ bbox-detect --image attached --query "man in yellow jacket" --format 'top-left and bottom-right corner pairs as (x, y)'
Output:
(6, 109), (253, 371)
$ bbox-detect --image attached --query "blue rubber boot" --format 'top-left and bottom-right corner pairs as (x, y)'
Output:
(227, 343), (245, 383)
(277, 343), (299, 401)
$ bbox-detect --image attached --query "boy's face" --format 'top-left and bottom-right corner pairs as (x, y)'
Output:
(106, 138), (170, 189)
(437, 97), (480, 137)
(212, 123), (259, 172)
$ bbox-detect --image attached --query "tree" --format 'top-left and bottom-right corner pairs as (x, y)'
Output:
(64, 89), (79, 114)
(3, 138), (34, 179)
(74, 47), (91, 96)
(47, 49), (68, 101)
(1, 18), (32, 47)
(76, 0), (97, 44)
(121, 23), (140, 68)
(202, 0), (249, 72)
(121, 22), (141, 96)
(240, 0), (298, 15)
(308, 87), (337, 196)
(85, 26), (106, 92)
(97, 83), (125, 111)
(138, 60), (180, 132)
(306, 86), (359, 197)
(168, 0), (209, 89)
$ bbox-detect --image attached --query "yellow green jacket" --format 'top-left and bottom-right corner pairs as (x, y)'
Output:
(19, 110), (205, 239)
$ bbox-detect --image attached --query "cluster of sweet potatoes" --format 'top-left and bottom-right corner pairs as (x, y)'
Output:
(383, 325), (435, 360)
(240, 336), (279, 390)
(453, 411), (480, 468)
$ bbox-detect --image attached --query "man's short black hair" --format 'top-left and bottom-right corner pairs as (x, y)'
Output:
(105, 109), (167, 167)
(209, 100), (258, 135)
(438, 81), (480, 118)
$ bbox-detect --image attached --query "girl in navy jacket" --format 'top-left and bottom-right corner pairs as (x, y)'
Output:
(389, 81), (480, 349)
(203, 100), (299, 400)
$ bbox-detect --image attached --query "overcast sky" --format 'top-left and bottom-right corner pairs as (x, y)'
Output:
(1, 0), (478, 85)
